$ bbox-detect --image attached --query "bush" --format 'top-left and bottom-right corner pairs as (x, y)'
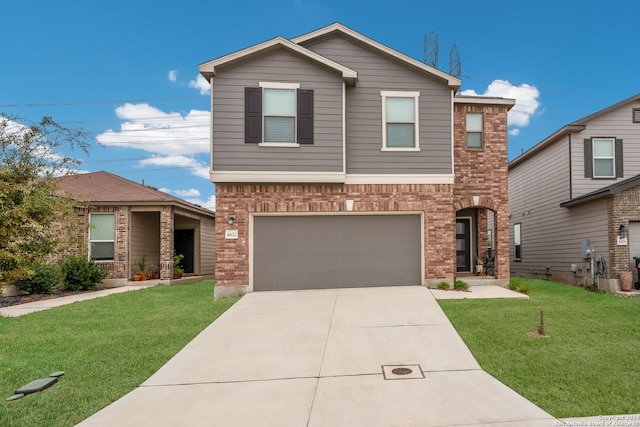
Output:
(437, 281), (450, 290)
(453, 280), (469, 291)
(59, 256), (107, 291)
(13, 263), (60, 294)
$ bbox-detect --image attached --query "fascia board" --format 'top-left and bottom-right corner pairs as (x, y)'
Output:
(199, 36), (357, 84)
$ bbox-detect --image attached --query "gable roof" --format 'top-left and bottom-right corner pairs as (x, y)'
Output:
(199, 35), (358, 86)
(57, 171), (214, 216)
(199, 23), (460, 91)
(510, 93), (640, 169)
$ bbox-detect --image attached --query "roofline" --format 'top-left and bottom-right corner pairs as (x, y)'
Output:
(454, 95), (515, 108)
(199, 36), (358, 85)
(510, 93), (640, 170)
(509, 124), (586, 169)
(560, 173), (640, 208)
(291, 23), (461, 91)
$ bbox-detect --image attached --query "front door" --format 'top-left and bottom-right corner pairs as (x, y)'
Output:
(456, 218), (471, 272)
(174, 229), (194, 274)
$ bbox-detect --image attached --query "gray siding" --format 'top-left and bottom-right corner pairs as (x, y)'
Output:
(510, 136), (610, 278)
(212, 48), (344, 172)
(572, 99), (640, 198)
(302, 34), (453, 175)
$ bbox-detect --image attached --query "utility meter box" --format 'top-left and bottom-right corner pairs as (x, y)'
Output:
(581, 239), (591, 258)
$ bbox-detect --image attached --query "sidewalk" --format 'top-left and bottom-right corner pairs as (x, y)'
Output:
(0, 284), (155, 317)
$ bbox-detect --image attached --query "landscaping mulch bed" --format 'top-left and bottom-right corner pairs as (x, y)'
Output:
(1, 290), (92, 308)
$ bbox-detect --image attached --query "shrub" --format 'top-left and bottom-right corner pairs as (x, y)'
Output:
(453, 280), (469, 291)
(437, 281), (450, 290)
(13, 263), (60, 294)
(59, 256), (107, 291)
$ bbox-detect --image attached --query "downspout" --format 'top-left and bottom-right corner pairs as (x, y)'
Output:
(568, 133), (573, 200)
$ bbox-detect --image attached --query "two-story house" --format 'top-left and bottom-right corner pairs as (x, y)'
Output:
(200, 23), (514, 298)
(509, 94), (640, 290)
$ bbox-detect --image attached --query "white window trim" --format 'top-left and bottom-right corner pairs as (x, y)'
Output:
(258, 82), (301, 146)
(89, 213), (115, 261)
(466, 112), (483, 149)
(592, 137), (615, 178)
(380, 90), (420, 151)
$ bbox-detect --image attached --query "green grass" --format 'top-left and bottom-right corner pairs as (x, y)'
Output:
(0, 280), (238, 427)
(439, 277), (640, 418)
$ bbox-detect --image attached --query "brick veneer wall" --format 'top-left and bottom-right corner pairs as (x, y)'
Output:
(608, 188), (640, 278)
(453, 103), (510, 279)
(214, 102), (511, 296)
(215, 183), (456, 293)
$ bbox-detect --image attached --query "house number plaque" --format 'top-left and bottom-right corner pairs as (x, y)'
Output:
(225, 230), (238, 240)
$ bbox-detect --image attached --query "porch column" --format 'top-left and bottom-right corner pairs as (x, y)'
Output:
(160, 206), (174, 281)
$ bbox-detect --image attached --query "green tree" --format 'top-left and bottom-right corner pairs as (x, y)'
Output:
(0, 114), (91, 284)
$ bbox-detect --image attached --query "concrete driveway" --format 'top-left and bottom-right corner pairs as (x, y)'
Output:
(78, 286), (557, 426)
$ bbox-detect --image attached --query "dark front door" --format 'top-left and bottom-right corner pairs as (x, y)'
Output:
(456, 218), (471, 272)
(174, 229), (194, 274)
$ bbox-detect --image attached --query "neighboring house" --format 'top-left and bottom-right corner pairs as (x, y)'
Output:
(509, 94), (640, 290)
(57, 171), (215, 285)
(199, 23), (514, 298)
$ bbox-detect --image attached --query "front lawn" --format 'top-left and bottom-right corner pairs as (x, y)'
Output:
(0, 280), (238, 427)
(439, 277), (640, 418)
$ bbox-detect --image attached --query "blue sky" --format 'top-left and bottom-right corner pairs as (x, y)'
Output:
(2, 0), (640, 210)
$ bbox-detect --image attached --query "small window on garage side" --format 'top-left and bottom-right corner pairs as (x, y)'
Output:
(89, 213), (115, 261)
(513, 223), (522, 261)
(466, 113), (483, 149)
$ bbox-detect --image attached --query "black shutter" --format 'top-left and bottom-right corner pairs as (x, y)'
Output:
(245, 87), (262, 143)
(297, 89), (314, 144)
(584, 139), (593, 178)
(615, 138), (623, 178)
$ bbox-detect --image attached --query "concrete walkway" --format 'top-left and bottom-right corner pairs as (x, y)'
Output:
(77, 285), (559, 426)
(0, 284), (155, 317)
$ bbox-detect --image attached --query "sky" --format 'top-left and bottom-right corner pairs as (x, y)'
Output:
(2, 0), (640, 211)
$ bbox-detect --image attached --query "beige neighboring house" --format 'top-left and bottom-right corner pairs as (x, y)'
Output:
(57, 171), (215, 286)
(509, 94), (640, 291)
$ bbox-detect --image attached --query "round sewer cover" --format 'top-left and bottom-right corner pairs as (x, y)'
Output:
(391, 367), (413, 375)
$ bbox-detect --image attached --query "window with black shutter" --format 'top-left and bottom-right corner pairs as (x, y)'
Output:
(244, 84), (314, 145)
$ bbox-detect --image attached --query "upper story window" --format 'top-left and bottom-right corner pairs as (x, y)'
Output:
(584, 137), (623, 179)
(245, 82), (314, 146)
(381, 91), (420, 151)
(466, 113), (483, 149)
(89, 213), (115, 261)
(593, 138), (615, 178)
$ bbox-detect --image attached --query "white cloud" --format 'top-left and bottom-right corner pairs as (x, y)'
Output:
(168, 70), (178, 83)
(461, 79), (540, 129)
(186, 194), (216, 211)
(174, 188), (201, 197)
(139, 155), (210, 179)
(97, 103), (209, 156)
(189, 74), (210, 95)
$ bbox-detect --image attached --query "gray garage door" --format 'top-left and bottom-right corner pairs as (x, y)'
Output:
(253, 214), (421, 291)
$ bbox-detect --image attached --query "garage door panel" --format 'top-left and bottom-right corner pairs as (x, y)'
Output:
(253, 215), (421, 291)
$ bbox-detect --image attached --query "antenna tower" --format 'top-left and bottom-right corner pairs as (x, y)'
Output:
(423, 32), (438, 68)
(449, 43), (461, 78)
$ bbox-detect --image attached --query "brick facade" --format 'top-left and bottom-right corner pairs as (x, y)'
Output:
(608, 187), (640, 279)
(453, 103), (510, 280)
(214, 102), (511, 295)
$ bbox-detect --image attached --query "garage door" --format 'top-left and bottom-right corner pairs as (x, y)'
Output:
(253, 214), (421, 291)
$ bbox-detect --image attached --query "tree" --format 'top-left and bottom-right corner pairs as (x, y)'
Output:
(0, 114), (91, 284)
